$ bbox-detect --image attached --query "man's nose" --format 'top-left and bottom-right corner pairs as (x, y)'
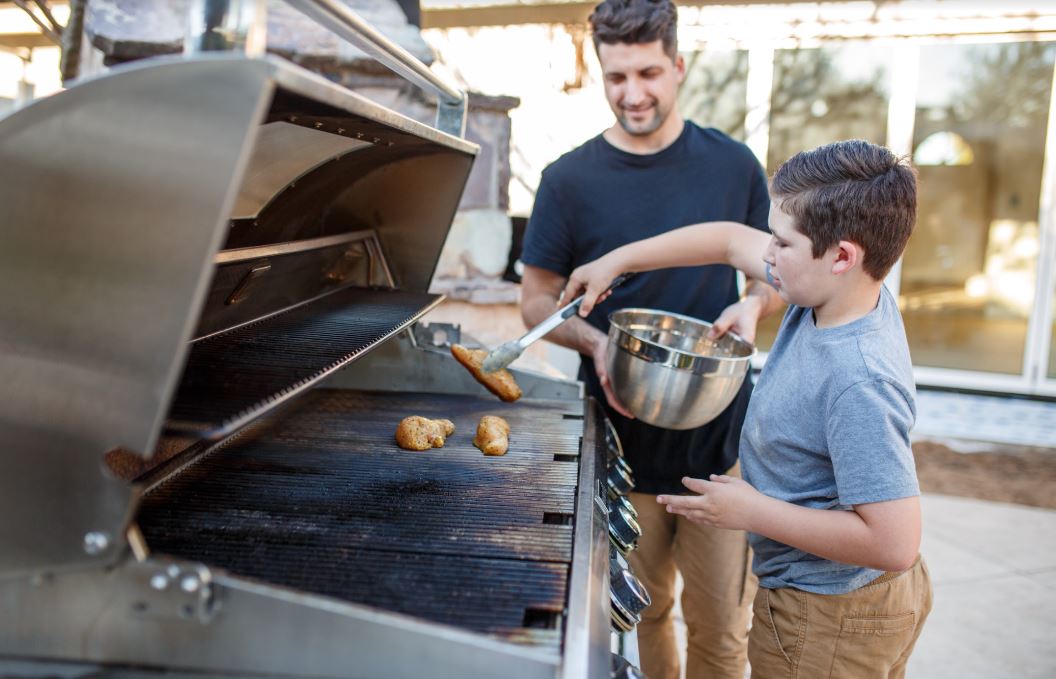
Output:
(623, 78), (646, 106)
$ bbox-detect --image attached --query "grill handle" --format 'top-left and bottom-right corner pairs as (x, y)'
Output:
(286, 0), (469, 137)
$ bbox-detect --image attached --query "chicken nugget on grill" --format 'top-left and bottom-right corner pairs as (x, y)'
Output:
(473, 415), (510, 456)
(451, 344), (523, 402)
(395, 416), (456, 451)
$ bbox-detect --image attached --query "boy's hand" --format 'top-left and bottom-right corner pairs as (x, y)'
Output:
(561, 254), (625, 317)
(657, 475), (763, 531)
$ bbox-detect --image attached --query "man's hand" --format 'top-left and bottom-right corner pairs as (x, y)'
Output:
(591, 332), (634, 419)
(657, 475), (764, 531)
(708, 277), (782, 343)
(708, 296), (764, 343)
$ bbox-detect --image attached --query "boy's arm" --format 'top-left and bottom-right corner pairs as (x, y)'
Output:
(562, 222), (772, 316)
(660, 476), (921, 573)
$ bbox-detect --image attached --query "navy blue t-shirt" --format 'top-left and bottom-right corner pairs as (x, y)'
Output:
(522, 122), (770, 493)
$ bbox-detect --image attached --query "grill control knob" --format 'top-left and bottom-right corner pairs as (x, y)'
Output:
(611, 491), (638, 521)
(611, 652), (646, 679)
(610, 567), (651, 633)
(609, 544), (629, 580)
(607, 463), (635, 499)
(608, 501), (642, 556)
(604, 417), (624, 464)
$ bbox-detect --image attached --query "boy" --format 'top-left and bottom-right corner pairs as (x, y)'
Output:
(564, 139), (932, 678)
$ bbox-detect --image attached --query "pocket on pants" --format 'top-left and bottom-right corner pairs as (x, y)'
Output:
(763, 588), (806, 667)
(828, 611), (917, 678)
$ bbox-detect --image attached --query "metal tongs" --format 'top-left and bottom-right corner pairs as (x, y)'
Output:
(482, 272), (635, 373)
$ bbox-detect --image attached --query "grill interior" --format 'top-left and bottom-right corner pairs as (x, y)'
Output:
(139, 388), (586, 650)
(165, 287), (440, 439)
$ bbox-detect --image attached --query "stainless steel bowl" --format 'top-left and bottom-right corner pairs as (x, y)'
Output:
(606, 308), (755, 430)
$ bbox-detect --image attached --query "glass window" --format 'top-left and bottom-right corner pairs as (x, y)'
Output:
(900, 41), (1056, 375)
(679, 49), (749, 141)
(757, 44), (892, 349)
(767, 44), (890, 171)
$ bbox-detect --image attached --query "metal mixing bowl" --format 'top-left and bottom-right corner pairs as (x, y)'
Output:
(606, 308), (755, 430)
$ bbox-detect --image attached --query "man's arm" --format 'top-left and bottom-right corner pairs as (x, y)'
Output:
(659, 476), (921, 573)
(521, 265), (633, 417)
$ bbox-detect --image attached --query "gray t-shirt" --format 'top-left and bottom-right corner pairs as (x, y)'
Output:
(740, 286), (919, 594)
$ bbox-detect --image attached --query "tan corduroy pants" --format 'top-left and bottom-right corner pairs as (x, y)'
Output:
(627, 484), (757, 679)
(747, 556), (933, 679)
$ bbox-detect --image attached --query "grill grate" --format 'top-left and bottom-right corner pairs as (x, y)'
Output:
(165, 287), (441, 439)
(139, 389), (586, 650)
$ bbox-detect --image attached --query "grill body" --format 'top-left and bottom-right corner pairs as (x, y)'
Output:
(0, 53), (613, 678)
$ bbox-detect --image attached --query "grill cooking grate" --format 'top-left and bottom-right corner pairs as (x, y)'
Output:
(139, 389), (586, 650)
(165, 287), (441, 439)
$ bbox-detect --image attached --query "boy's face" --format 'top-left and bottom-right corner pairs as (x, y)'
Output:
(763, 202), (839, 307)
(597, 40), (684, 137)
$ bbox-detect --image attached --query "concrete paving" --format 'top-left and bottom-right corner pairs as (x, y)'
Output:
(657, 494), (1056, 678)
(908, 494), (1056, 679)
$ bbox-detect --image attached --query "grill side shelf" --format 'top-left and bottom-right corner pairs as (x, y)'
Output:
(164, 286), (442, 439)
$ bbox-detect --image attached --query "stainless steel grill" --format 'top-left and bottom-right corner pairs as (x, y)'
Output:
(0, 3), (643, 677)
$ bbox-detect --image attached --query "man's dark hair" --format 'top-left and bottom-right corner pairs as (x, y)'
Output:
(770, 140), (918, 280)
(589, 0), (678, 61)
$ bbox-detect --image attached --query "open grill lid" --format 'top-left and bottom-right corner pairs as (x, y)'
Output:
(0, 53), (477, 576)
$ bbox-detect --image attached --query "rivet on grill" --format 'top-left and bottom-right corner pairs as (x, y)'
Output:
(315, 122), (324, 129)
(337, 127), (345, 134)
(372, 137), (381, 144)
(355, 132), (364, 139)
(288, 115), (298, 123)
(82, 531), (110, 555)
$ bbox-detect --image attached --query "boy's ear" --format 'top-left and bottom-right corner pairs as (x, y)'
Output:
(830, 240), (861, 276)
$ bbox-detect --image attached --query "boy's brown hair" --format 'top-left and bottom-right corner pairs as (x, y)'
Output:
(589, 0), (679, 61)
(770, 140), (917, 280)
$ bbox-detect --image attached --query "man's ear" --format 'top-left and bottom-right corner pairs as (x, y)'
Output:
(674, 54), (686, 83)
(831, 240), (861, 275)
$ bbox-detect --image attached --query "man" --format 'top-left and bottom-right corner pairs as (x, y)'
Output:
(519, 1), (782, 678)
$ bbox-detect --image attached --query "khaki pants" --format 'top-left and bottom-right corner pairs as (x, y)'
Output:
(747, 556), (933, 679)
(627, 487), (757, 679)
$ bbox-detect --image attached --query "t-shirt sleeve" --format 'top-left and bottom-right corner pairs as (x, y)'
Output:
(745, 157), (771, 232)
(521, 174), (575, 276)
(826, 379), (920, 506)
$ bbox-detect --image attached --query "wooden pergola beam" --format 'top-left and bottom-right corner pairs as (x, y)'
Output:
(420, 0), (817, 29)
(0, 31), (53, 48)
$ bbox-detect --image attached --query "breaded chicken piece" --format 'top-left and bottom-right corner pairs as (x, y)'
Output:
(473, 415), (511, 456)
(395, 416), (456, 451)
(451, 344), (523, 402)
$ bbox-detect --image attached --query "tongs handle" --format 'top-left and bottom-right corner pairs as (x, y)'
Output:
(521, 271), (635, 346)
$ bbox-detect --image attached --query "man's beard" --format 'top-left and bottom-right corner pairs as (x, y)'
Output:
(617, 102), (667, 136)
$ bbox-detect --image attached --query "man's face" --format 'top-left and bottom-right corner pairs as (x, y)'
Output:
(597, 40), (684, 137)
(763, 201), (835, 307)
